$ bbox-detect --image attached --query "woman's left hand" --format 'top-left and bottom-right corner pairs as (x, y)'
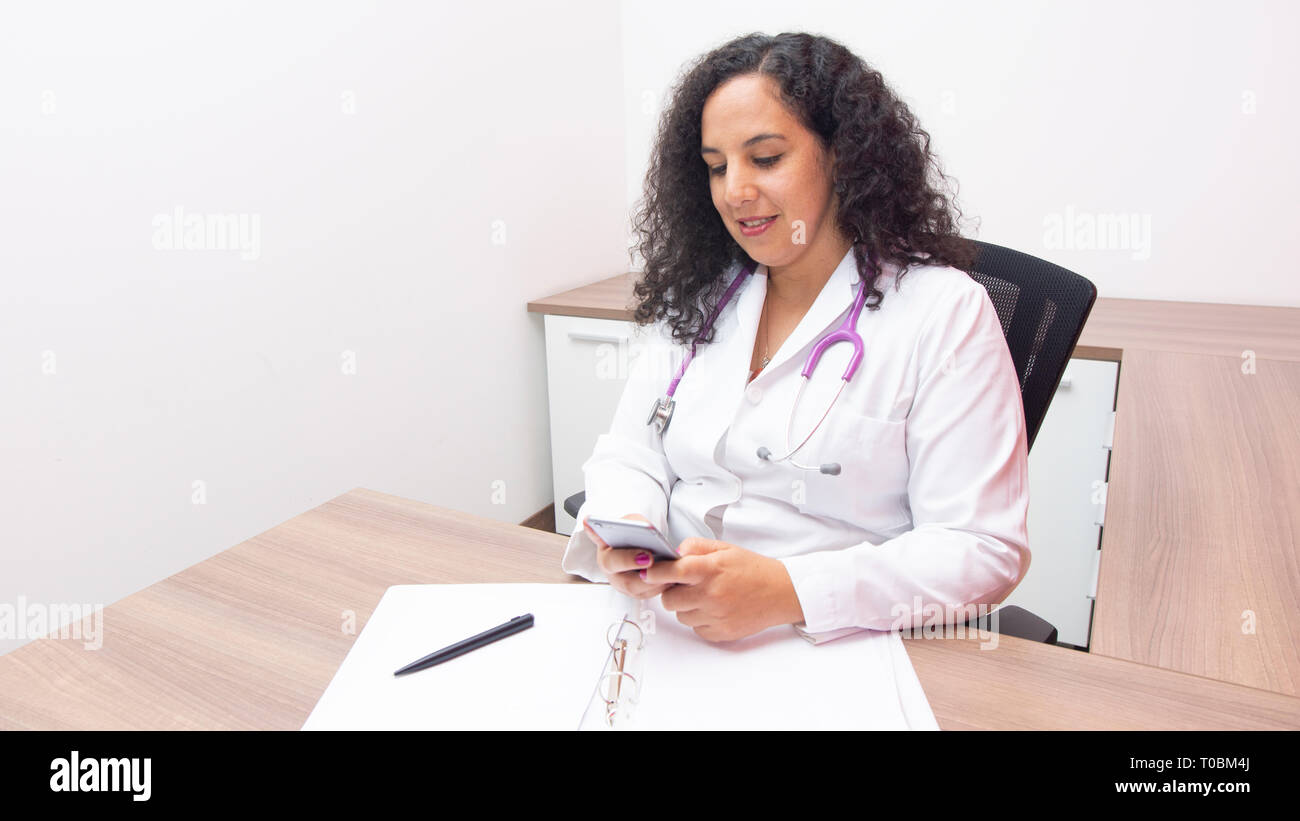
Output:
(641, 538), (805, 642)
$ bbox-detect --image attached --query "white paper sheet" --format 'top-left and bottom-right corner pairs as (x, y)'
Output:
(620, 597), (938, 730)
(303, 584), (938, 731)
(303, 584), (622, 730)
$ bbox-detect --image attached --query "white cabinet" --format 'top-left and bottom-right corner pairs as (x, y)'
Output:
(1008, 358), (1117, 649)
(543, 314), (639, 535)
(542, 316), (1117, 648)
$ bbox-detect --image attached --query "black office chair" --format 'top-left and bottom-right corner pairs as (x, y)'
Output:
(961, 241), (1097, 644)
(564, 240), (1097, 645)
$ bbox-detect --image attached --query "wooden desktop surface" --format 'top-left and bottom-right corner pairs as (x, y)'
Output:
(0, 488), (1296, 730)
(528, 272), (1300, 697)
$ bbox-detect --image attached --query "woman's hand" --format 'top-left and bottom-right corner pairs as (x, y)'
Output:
(585, 514), (674, 600)
(643, 538), (806, 642)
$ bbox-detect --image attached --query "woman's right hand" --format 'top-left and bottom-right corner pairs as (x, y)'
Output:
(585, 514), (674, 600)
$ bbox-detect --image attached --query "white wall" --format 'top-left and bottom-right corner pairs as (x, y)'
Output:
(621, 0), (1299, 306)
(3, 0), (1294, 658)
(0, 0), (627, 655)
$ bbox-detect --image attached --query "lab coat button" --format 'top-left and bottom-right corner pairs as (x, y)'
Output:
(745, 384), (763, 403)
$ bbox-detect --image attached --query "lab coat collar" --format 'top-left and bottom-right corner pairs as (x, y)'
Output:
(666, 248), (879, 461)
(751, 246), (873, 381)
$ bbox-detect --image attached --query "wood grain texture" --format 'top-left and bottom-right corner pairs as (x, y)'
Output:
(905, 634), (1300, 730)
(1078, 297), (1300, 362)
(1, 487), (1297, 729)
(0, 488), (578, 730)
(526, 273), (637, 320)
(1092, 350), (1300, 695)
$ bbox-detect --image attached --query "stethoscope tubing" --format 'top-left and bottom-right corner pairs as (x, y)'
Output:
(649, 255), (875, 475)
(665, 260), (757, 399)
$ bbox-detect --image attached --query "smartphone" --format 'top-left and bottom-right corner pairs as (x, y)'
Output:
(584, 516), (679, 561)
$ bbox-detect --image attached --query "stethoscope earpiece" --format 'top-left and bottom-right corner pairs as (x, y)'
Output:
(759, 447), (839, 475)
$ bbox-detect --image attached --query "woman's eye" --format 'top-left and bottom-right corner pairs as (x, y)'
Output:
(708, 155), (783, 177)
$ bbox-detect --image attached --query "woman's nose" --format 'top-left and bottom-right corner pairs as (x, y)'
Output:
(724, 171), (756, 207)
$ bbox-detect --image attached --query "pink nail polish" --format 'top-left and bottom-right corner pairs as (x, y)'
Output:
(635, 552), (650, 566)
(639, 569), (647, 581)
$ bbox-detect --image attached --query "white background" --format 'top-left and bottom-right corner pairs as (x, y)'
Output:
(1, 0), (1294, 655)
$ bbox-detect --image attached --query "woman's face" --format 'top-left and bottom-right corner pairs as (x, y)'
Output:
(700, 73), (844, 272)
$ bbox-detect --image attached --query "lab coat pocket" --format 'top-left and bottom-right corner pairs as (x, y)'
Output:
(796, 413), (912, 533)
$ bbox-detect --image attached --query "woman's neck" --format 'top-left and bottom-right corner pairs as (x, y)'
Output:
(765, 234), (855, 310)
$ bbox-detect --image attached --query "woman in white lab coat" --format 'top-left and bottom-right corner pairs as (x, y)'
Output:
(563, 32), (1030, 642)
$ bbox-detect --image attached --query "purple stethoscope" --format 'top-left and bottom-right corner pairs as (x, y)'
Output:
(646, 257), (872, 476)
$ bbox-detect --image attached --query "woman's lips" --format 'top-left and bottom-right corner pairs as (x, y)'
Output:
(738, 215), (777, 236)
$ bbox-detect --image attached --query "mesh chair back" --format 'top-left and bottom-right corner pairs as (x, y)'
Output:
(964, 240), (1097, 452)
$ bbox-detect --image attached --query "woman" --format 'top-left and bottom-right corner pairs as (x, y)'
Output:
(562, 32), (1030, 643)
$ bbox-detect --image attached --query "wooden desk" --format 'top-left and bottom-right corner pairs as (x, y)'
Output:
(0, 489), (581, 730)
(0, 488), (1296, 730)
(528, 272), (1300, 697)
(1092, 349), (1300, 693)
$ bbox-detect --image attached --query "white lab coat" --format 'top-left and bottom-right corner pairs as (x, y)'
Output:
(561, 246), (1030, 635)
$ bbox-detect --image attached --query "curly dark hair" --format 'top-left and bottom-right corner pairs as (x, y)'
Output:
(631, 31), (977, 347)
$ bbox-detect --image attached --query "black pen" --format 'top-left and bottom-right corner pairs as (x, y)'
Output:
(393, 614), (535, 676)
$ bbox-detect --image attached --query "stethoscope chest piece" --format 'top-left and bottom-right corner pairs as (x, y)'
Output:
(647, 396), (675, 435)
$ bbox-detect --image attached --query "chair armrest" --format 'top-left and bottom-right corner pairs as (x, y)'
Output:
(977, 605), (1058, 644)
(563, 491), (586, 520)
